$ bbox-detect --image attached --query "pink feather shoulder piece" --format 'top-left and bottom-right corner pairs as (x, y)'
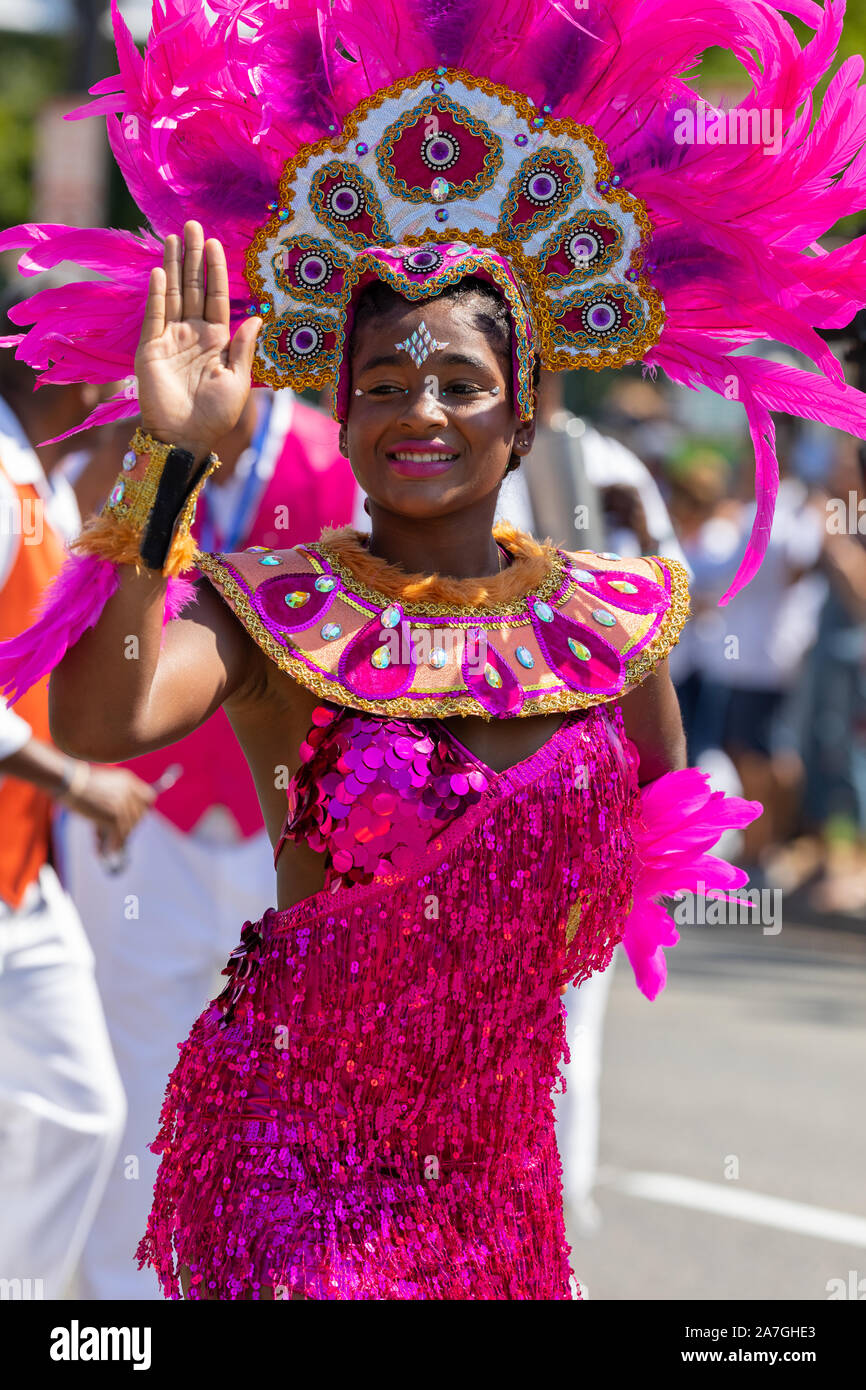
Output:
(621, 768), (762, 1000)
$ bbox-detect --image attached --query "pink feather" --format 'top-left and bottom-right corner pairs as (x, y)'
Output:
(0, 554), (120, 706)
(0, 553), (200, 706)
(623, 768), (762, 1000)
(0, 0), (864, 604)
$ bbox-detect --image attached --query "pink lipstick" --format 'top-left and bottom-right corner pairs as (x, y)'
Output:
(385, 441), (459, 477)
(383, 442), (458, 480)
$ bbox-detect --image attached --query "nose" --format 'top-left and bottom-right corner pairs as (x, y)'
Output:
(396, 376), (449, 427)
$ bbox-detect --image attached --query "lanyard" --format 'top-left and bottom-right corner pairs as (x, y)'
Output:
(196, 394), (273, 555)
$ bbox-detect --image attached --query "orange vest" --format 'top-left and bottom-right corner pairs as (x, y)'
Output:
(0, 460), (66, 908)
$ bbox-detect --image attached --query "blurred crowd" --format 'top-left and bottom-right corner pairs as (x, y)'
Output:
(601, 378), (866, 916)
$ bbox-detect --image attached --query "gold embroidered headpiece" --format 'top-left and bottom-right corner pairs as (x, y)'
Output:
(244, 68), (664, 423)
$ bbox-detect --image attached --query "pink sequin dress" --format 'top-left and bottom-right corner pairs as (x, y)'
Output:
(136, 697), (639, 1299)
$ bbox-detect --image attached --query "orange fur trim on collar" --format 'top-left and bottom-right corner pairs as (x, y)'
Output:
(316, 521), (560, 607)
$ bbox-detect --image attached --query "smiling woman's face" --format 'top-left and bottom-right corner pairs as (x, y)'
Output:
(338, 291), (535, 522)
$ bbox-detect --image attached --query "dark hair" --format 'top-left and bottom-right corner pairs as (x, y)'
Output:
(350, 274), (540, 473)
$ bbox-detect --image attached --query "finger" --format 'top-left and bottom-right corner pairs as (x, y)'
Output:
(182, 220), (205, 320)
(204, 238), (230, 329)
(140, 265), (166, 344)
(103, 823), (123, 854)
(228, 314), (262, 377)
(164, 234), (182, 323)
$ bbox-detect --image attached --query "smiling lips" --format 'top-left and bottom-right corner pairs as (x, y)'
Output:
(385, 441), (459, 477)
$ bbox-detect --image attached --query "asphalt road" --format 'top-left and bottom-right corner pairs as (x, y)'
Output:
(562, 918), (866, 1301)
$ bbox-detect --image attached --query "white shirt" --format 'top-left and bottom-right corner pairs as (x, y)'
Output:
(675, 478), (824, 690)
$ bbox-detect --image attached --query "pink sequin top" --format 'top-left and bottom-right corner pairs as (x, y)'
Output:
(138, 696), (641, 1299)
(273, 703), (510, 889)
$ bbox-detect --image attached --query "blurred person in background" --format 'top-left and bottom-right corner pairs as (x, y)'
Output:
(666, 448), (740, 760)
(0, 276), (152, 1300)
(788, 432), (866, 912)
(667, 426), (825, 880)
(56, 379), (356, 1299)
(599, 376), (686, 494)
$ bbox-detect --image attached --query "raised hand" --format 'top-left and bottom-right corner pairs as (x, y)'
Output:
(135, 220), (262, 460)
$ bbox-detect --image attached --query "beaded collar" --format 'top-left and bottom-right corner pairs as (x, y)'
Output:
(195, 521), (689, 719)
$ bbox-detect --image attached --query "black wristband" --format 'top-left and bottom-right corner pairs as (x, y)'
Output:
(139, 445), (211, 570)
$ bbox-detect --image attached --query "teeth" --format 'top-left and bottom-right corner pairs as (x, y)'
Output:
(392, 452), (457, 462)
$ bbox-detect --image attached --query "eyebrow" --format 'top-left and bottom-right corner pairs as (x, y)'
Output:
(354, 350), (494, 373)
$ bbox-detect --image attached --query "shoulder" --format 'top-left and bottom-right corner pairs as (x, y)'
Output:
(562, 546), (691, 659)
(193, 541), (317, 639)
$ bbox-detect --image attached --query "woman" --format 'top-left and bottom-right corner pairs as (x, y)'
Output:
(43, 222), (686, 1298)
(2, 0), (860, 1299)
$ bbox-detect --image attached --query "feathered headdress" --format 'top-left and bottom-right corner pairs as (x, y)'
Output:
(2, 0), (866, 602)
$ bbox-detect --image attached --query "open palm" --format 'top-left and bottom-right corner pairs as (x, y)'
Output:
(135, 221), (262, 458)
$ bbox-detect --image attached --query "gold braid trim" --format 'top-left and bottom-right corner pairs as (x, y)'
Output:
(618, 554), (691, 689)
(194, 545), (691, 721)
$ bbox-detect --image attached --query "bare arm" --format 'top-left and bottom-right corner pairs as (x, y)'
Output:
(49, 221), (264, 762)
(619, 658), (687, 785)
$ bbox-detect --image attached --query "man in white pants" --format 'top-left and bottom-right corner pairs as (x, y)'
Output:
(0, 356), (154, 1300)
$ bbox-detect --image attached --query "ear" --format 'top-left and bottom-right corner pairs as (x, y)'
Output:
(514, 412), (536, 456)
(338, 421), (348, 457)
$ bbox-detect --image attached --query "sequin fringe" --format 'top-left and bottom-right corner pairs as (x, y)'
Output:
(136, 706), (637, 1299)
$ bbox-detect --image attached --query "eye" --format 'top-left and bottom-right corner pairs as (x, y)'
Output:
(366, 383), (404, 395)
(444, 382), (483, 396)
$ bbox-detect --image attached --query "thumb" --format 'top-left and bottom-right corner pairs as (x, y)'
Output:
(229, 315), (263, 377)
